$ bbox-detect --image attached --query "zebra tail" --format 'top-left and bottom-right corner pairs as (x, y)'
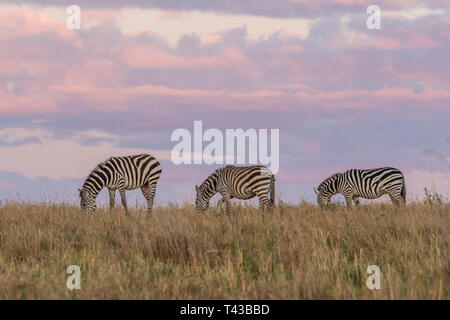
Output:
(270, 176), (275, 205)
(401, 179), (406, 203)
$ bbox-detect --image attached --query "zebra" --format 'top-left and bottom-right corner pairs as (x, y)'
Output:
(195, 165), (275, 215)
(79, 154), (162, 216)
(314, 167), (406, 209)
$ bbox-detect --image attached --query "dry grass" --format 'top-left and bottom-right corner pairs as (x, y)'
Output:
(0, 200), (448, 299)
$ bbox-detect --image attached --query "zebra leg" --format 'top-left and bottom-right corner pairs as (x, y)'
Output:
(388, 192), (401, 207)
(222, 193), (232, 215)
(217, 197), (227, 213)
(345, 195), (353, 208)
(267, 197), (274, 213)
(217, 197), (224, 209)
(389, 187), (406, 206)
(258, 197), (265, 211)
(108, 188), (116, 212)
(258, 194), (273, 214)
(119, 189), (129, 215)
(218, 196), (234, 213)
(352, 196), (360, 207)
(141, 183), (156, 217)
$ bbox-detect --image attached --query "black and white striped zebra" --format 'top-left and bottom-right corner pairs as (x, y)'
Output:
(195, 165), (275, 214)
(79, 154), (162, 216)
(314, 167), (406, 209)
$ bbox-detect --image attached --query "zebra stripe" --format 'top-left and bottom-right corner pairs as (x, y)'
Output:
(314, 167), (406, 209)
(79, 154), (162, 216)
(195, 165), (275, 214)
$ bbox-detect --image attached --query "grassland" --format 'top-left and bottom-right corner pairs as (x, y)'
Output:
(0, 200), (448, 299)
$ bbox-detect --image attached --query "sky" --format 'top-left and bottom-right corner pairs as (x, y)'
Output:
(0, 0), (449, 206)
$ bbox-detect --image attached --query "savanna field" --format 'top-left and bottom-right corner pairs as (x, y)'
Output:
(0, 199), (448, 299)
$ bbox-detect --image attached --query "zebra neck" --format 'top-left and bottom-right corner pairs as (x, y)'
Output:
(83, 173), (106, 199)
(87, 186), (101, 199)
(201, 172), (218, 198)
(323, 175), (341, 196)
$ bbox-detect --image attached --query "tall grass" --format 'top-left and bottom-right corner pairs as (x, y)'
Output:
(0, 200), (448, 299)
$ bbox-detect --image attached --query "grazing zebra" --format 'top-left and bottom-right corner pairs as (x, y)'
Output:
(195, 165), (275, 215)
(314, 167), (406, 209)
(79, 154), (162, 216)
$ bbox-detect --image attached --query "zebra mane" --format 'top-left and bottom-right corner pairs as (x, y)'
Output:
(319, 172), (341, 190)
(81, 157), (111, 193)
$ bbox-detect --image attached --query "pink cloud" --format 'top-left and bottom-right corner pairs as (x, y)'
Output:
(5, 80), (448, 116)
(156, 10), (185, 20)
(361, 37), (403, 50)
(267, 58), (302, 73)
(294, 86), (450, 110)
(83, 9), (123, 23)
(349, 15), (449, 51)
(0, 6), (448, 118)
(0, 89), (58, 115)
(0, 9), (75, 41)
(201, 33), (221, 45)
(279, 44), (303, 54)
(0, 181), (13, 192)
(353, 33), (441, 51)
(121, 45), (253, 69)
(121, 45), (185, 68)
(406, 33), (439, 49)
(306, 141), (322, 153)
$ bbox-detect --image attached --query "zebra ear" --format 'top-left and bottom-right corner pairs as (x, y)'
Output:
(195, 185), (200, 193)
(314, 187), (319, 195)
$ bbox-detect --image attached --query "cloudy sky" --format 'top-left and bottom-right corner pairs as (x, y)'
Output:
(0, 0), (448, 206)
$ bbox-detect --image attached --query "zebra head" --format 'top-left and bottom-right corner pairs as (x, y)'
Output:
(315, 173), (340, 209)
(195, 184), (210, 214)
(78, 187), (96, 213)
(195, 172), (218, 214)
(314, 186), (330, 209)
